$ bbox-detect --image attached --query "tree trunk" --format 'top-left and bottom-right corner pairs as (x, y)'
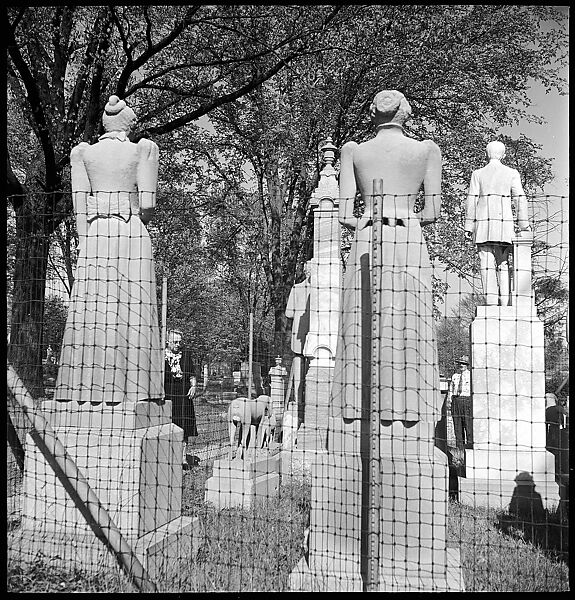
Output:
(8, 194), (55, 400)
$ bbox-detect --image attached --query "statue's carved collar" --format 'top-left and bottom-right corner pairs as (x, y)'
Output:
(375, 122), (404, 132)
(99, 130), (129, 141)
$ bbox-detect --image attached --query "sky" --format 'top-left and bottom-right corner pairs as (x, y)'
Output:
(504, 5), (569, 198)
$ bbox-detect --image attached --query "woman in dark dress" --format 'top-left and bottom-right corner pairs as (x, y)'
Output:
(164, 331), (198, 459)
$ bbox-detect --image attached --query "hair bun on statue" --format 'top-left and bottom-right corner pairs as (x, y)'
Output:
(373, 91), (402, 116)
(105, 95), (127, 115)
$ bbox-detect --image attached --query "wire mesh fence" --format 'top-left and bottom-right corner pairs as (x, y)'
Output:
(6, 190), (569, 592)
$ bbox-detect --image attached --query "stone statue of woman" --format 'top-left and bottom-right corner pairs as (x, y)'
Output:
(332, 89), (443, 423)
(54, 95), (163, 405)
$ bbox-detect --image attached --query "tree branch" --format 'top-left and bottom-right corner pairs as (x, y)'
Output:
(7, 27), (58, 190)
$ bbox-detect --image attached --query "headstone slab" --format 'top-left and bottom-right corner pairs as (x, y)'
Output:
(40, 399), (173, 430)
(204, 451), (281, 510)
(19, 421), (201, 578)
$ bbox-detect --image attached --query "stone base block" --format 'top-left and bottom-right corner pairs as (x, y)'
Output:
(211, 450), (281, 506)
(378, 547), (464, 592)
(464, 445), (560, 511)
(211, 452), (280, 479)
(289, 547), (464, 592)
(459, 475), (560, 512)
(466, 446), (555, 478)
(280, 446), (326, 479)
(22, 424), (184, 538)
(307, 448), (451, 576)
(289, 557), (363, 591)
(204, 470), (280, 509)
(9, 515), (202, 581)
(40, 399), (173, 430)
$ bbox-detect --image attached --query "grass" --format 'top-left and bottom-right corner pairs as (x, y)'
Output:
(449, 502), (569, 592)
(6, 399), (570, 592)
(7, 463), (569, 592)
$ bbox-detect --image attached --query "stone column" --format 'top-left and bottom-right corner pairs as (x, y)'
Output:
(298, 138), (341, 453)
(462, 230), (559, 510)
(15, 399), (202, 580)
(269, 356), (287, 431)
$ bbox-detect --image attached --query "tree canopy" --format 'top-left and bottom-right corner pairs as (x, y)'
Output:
(6, 5), (568, 394)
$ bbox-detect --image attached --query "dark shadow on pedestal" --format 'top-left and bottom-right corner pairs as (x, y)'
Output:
(434, 393), (461, 501)
(495, 472), (569, 563)
(359, 253), (373, 590)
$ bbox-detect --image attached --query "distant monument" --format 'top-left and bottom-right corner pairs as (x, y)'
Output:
(291, 90), (463, 591)
(464, 140), (530, 306)
(284, 263), (311, 420)
(282, 140), (342, 475)
(268, 356), (288, 430)
(298, 139), (342, 454)
(205, 394), (280, 509)
(17, 96), (201, 579)
(461, 142), (559, 511)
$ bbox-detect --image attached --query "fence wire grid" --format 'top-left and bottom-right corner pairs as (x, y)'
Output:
(6, 190), (569, 592)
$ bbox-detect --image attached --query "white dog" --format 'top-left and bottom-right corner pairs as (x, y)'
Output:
(228, 394), (275, 460)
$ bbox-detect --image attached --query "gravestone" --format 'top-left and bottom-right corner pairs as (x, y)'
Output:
(205, 453), (281, 510)
(269, 356), (288, 431)
(282, 401), (299, 449)
(282, 139), (341, 476)
(290, 91), (463, 591)
(284, 264), (311, 424)
(205, 395), (280, 509)
(14, 96), (201, 580)
(461, 229), (559, 510)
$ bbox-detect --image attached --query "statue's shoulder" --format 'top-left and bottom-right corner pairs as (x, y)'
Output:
(341, 140), (359, 155)
(421, 138), (441, 157)
(503, 163), (520, 177)
(136, 137), (159, 158)
(70, 141), (90, 162)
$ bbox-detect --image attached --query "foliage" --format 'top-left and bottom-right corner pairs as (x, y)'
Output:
(6, 5), (342, 393)
(435, 293), (484, 376)
(6, 5), (568, 389)
(177, 5), (568, 332)
(42, 295), (68, 358)
(436, 316), (470, 378)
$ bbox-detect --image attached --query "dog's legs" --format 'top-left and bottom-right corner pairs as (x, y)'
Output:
(228, 418), (237, 460)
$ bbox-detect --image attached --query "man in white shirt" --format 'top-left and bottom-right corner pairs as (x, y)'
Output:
(448, 355), (473, 450)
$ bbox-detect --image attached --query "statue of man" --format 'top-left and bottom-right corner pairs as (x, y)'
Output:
(464, 140), (530, 306)
(285, 263), (311, 411)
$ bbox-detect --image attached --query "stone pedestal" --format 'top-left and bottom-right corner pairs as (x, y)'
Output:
(289, 419), (464, 591)
(13, 400), (202, 579)
(281, 402), (298, 449)
(281, 363), (332, 477)
(204, 451), (280, 510)
(302, 140), (341, 365)
(269, 359), (288, 436)
(462, 303), (559, 510)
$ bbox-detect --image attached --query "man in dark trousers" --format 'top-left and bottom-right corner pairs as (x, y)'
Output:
(164, 329), (198, 466)
(448, 355), (473, 450)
